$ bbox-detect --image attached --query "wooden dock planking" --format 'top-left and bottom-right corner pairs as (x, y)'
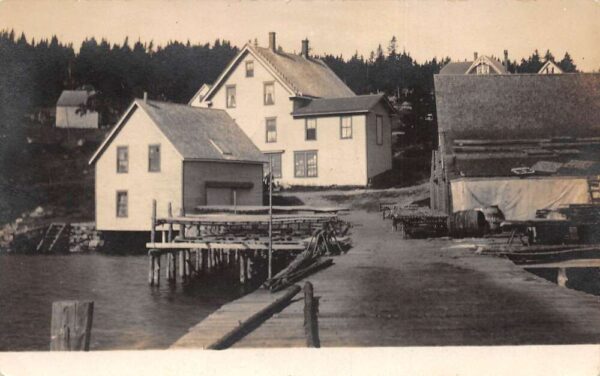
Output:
(171, 288), (301, 349)
(172, 209), (600, 348)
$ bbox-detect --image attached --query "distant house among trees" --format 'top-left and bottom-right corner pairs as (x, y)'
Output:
(439, 51), (510, 75)
(55, 90), (99, 129)
(538, 60), (563, 74)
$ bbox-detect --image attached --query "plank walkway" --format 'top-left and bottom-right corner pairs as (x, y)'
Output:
(172, 210), (600, 348)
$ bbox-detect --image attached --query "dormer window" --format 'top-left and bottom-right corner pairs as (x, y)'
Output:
(245, 61), (254, 77)
(264, 82), (275, 105)
(476, 64), (490, 75)
(226, 85), (236, 108)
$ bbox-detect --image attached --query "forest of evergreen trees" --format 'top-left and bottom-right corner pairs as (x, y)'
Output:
(0, 30), (579, 131)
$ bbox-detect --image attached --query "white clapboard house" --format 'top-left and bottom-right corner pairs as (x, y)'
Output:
(191, 32), (394, 186)
(55, 90), (99, 128)
(89, 97), (266, 232)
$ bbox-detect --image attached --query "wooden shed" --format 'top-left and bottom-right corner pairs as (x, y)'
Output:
(431, 73), (600, 219)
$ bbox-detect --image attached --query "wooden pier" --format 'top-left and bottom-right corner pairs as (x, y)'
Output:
(146, 201), (345, 286)
(172, 209), (600, 348)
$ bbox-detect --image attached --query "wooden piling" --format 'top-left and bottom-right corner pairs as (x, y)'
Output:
(303, 282), (320, 348)
(148, 255), (155, 285)
(202, 249), (208, 274)
(240, 252), (247, 284)
(50, 300), (94, 351)
(154, 254), (161, 286)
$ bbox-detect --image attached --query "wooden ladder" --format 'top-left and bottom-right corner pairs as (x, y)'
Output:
(36, 222), (67, 252)
(588, 176), (600, 204)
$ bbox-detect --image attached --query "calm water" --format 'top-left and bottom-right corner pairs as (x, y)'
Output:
(0, 253), (245, 351)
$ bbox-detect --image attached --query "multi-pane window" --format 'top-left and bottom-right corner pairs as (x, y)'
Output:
(376, 115), (384, 145)
(294, 151), (318, 178)
(266, 153), (282, 178)
(116, 146), (128, 173)
(305, 118), (317, 141)
(266, 118), (277, 143)
(340, 116), (352, 139)
(226, 85), (236, 108)
(116, 191), (128, 218)
(264, 82), (275, 105)
(476, 64), (490, 75)
(148, 144), (161, 172)
(245, 61), (254, 77)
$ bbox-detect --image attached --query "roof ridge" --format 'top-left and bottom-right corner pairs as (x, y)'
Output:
(251, 45), (301, 95)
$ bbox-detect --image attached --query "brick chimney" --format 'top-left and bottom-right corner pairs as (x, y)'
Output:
(503, 50), (509, 71)
(268, 32), (276, 52)
(301, 39), (309, 58)
(473, 52), (478, 60)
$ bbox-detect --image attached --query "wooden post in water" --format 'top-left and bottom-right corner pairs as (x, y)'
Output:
(50, 300), (94, 351)
(150, 199), (157, 243)
(240, 251), (247, 284)
(202, 249), (208, 274)
(179, 251), (185, 280)
(303, 282), (320, 348)
(148, 255), (155, 285)
(154, 254), (161, 286)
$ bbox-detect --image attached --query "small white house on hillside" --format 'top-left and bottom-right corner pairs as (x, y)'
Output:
(56, 90), (99, 128)
(89, 98), (266, 232)
(192, 32), (394, 187)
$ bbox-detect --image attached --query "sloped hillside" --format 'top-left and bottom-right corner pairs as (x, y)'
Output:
(0, 122), (108, 225)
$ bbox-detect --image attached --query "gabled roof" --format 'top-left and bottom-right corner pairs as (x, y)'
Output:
(89, 99), (266, 165)
(203, 44), (355, 101)
(466, 55), (507, 74)
(188, 84), (212, 105)
(539, 60), (563, 74)
(56, 90), (94, 107)
(439, 61), (473, 75)
(291, 94), (396, 117)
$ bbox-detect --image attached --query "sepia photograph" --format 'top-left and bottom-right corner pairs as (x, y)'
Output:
(0, 0), (599, 374)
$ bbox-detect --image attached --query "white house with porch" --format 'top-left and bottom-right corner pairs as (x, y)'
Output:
(191, 32), (394, 187)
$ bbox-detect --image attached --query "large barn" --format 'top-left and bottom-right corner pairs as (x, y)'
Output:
(89, 98), (266, 232)
(431, 73), (600, 220)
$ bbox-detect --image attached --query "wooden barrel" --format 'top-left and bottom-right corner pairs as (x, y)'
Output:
(475, 205), (505, 233)
(448, 210), (488, 238)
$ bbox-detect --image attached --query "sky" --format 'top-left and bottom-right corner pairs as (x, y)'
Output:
(0, 0), (599, 71)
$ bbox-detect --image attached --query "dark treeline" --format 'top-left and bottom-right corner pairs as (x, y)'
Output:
(0, 30), (580, 131)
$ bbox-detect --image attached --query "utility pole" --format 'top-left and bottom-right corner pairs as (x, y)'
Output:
(268, 160), (273, 279)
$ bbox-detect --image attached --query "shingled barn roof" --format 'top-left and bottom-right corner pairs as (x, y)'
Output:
(434, 73), (600, 179)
